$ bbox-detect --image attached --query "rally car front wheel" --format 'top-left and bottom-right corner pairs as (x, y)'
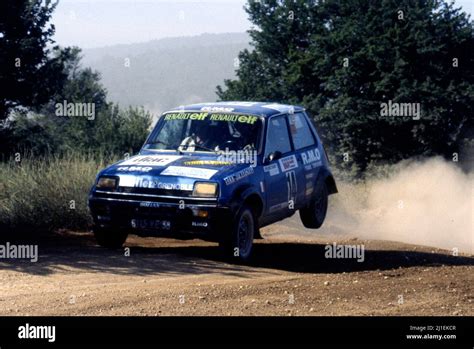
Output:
(219, 205), (255, 263)
(93, 226), (128, 248)
(299, 182), (328, 229)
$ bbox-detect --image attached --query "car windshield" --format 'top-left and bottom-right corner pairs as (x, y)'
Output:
(143, 112), (262, 153)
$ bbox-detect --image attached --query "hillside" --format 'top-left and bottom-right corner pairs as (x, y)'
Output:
(81, 33), (251, 116)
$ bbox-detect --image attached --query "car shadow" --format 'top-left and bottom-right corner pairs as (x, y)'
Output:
(249, 242), (474, 273)
(140, 241), (474, 273)
(0, 232), (472, 276)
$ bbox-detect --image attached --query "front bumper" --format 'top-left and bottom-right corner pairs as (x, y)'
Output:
(88, 190), (231, 240)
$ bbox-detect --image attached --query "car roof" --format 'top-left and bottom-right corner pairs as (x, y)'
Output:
(165, 101), (305, 118)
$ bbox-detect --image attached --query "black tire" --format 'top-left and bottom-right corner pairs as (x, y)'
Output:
(219, 205), (255, 262)
(299, 182), (328, 229)
(93, 225), (128, 248)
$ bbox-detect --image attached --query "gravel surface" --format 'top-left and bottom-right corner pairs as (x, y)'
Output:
(0, 217), (472, 316)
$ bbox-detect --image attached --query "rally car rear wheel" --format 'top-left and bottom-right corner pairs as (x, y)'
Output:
(299, 183), (328, 229)
(93, 226), (128, 248)
(219, 205), (255, 262)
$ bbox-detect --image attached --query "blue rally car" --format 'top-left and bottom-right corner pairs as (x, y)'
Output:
(89, 102), (337, 261)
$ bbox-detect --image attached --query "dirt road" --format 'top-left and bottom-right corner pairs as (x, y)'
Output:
(0, 216), (472, 316)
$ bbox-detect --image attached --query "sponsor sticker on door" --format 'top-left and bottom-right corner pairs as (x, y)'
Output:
(264, 163), (280, 176)
(278, 155), (298, 172)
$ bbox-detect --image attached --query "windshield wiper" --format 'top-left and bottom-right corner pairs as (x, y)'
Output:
(177, 142), (218, 153)
(192, 144), (219, 153)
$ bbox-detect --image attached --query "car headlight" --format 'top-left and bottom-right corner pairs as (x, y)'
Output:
(96, 177), (118, 191)
(192, 182), (218, 197)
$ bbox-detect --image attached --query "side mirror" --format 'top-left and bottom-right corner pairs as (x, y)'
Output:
(266, 151), (282, 163)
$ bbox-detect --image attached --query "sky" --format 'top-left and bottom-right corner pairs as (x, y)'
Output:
(51, 0), (474, 49)
(52, 0), (251, 48)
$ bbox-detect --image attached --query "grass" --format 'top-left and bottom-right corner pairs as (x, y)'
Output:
(0, 152), (442, 236)
(0, 153), (115, 234)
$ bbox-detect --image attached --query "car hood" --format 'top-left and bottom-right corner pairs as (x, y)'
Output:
(99, 152), (255, 192)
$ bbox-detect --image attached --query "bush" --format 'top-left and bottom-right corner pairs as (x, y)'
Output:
(0, 153), (116, 234)
(1, 105), (152, 159)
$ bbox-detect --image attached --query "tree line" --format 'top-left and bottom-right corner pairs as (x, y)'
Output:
(217, 0), (474, 175)
(0, 0), (151, 159)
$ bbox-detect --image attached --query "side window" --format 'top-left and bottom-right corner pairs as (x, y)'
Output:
(265, 116), (292, 158)
(288, 113), (316, 150)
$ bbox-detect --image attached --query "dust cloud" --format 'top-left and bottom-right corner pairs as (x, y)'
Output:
(326, 158), (473, 254)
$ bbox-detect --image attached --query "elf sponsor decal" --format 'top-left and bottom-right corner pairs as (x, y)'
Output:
(118, 175), (194, 191)
(120, 155), (182, 167)
(209, 113), (258, 124)
(183, 160), (233, 166)
(301, 148), (322, 169)
(139, 181), (193, 191)
(117, 166), (153, 172)
(263, 163), (280, 176)
(278, 155), (298, 172)
(164, 112), (208, 121)
(163, 112), (258, 124)
(223, 167), (254, 185)
(161, 166), (218, 180)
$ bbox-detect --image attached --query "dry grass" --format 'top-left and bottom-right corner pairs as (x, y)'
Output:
(0, 153), (115, 233)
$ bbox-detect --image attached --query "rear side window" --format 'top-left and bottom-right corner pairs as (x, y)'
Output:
(288, 113), (316, 150)
(265, 116), (292, 158)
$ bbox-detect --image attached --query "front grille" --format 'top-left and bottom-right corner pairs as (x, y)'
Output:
(116, 186), (193, 197)
(93, 190), (217, 206)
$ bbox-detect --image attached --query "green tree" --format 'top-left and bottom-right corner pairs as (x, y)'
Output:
(0, 0), (69, 120)
(1, 47), (151, 158)
(218, 0), (474, 174)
